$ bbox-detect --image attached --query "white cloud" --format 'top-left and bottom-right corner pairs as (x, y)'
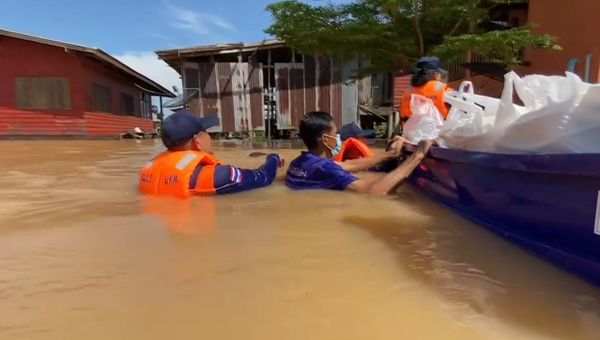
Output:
(115, 51), (181, 92)
(164, 3), (235, 36)
(115, 52), (182, 116)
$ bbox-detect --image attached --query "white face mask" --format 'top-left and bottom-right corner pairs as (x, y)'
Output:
(323, 134), (342, 157)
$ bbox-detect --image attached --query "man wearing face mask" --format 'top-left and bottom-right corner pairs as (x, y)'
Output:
(285, 111), (432, 195)
(139, 110), (284, 198)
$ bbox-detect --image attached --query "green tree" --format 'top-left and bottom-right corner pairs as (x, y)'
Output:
(265, 0), (560, 74)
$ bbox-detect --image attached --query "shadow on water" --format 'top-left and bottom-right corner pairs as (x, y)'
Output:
(343, 190), (600, 340)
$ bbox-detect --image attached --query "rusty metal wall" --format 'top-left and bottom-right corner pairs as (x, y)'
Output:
(198, 62), (262, 133)
(358, 74), (371, 105)
(183, 65), (201, 117)
(341, 60), (358, 125)
(317, 57), (330, 113)
(393, 74), (411, 110)
(191, 56), (366, 133)
(330, 59), (342, 127)
(198, 62), (219, 120)
(217, 63), (235, 132)
(275, 64), (291, 129)
(289, 67), (305, 128)
(231, 62), (250, 131)
(303, 55), (317, 113)
(248, 60), (264, 130)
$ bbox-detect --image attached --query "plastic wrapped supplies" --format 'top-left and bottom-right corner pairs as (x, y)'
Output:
(402, 94), (445, 144)
(435, 71), (600, 154)
(438, 81), (502, 150)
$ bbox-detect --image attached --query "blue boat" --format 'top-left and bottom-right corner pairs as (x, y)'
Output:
(405, 145), (600, 286)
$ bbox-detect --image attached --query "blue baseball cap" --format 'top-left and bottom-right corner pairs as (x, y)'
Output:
(339, 122), (376, 142)
(416, 56), (444, 72)
(161, 110), (220, 146)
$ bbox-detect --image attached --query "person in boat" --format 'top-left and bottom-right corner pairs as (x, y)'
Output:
(139, 110), (284, 198)
(400, 56), (454, 124)
(285, 111), (433, 195)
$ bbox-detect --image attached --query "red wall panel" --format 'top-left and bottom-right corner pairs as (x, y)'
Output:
(0, 108), (153, 137)
(79, 57), (142, 116)
(84, 112), (154, 136)
(0, 35), (153, 137)
(0, 36), (86, 116)
(393, 75), (411, 110)
(0, 108), (85, 136)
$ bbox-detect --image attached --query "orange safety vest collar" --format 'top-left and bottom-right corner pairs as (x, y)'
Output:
(400, 80), (450, 120)
(139, 150), (221, 198)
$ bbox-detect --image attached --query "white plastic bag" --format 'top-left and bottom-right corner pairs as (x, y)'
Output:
(403, 94), (444, 144)
(495, 73), (600, 153)
(440, 71), (600, 154)
(438, 80), (509, 150)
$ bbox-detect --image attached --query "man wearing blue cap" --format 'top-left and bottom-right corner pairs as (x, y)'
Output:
(139, 110), (284, 198)
(400, 56), (453, 123)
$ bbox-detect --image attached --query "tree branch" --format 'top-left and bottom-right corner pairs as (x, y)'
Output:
(414, 15), (424, 56)
(448, 17), (464, 36)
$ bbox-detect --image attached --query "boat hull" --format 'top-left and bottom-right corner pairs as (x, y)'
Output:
(407, 145), (600, 286)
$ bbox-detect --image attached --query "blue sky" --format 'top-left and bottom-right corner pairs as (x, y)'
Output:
(1, 0), (282, 54)
(0, 0), (292, 92)
(1, 0), (349, 101)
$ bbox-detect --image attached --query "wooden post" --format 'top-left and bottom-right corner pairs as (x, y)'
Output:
(302, 53), (306, 121)
(212, 55), (222, 133)
(267, 48), (272, 141)
(159, 96), (163, 121)
(387, 114), (394, 139)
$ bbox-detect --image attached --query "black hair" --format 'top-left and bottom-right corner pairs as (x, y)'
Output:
(161, 132), (190, 151)
(298, 111), (334, 149)
(411, 68), (439, 87)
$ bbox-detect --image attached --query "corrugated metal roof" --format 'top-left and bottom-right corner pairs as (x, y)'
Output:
(0, 28), (175, 97)
(155, 39), (286, 59)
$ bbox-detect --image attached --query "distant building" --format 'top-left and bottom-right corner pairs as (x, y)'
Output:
(0, 29), (174, 138)
(523, 0), (600, 82)
(156, 40), (395, 137)
(395, 0), (598, 106)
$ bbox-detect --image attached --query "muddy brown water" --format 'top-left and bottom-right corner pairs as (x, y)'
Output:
(0, 140), (599, 340)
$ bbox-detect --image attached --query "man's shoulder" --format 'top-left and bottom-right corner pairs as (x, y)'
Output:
(287, 152), (340, 178)
(289, 152), (318, 166)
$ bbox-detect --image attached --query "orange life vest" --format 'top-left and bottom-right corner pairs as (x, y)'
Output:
(333, 137), (375, 162)
(139, 150), (221, 198)
(400, 80), (451, 120)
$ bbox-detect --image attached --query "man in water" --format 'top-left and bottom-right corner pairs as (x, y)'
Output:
(139, 110), (284, 198)
(285, 111), (432, 195)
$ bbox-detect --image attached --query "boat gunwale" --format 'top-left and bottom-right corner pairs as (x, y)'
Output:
(405, 144), (600, 177)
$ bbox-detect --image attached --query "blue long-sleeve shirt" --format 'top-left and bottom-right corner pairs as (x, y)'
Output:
(189, 154), (280, 195)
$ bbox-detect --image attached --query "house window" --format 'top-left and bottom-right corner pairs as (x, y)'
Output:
(120, 93), (135, 116)
(15, 77), (71, 110)
(92, 84), (112, 113)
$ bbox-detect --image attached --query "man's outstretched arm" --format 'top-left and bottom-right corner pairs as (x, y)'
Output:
(346, 140), (433, 195)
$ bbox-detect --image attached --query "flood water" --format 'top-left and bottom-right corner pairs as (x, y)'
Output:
(1, 140), (600, 340)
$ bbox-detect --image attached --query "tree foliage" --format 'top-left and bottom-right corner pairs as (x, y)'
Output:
(265, 0), (560, 74)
